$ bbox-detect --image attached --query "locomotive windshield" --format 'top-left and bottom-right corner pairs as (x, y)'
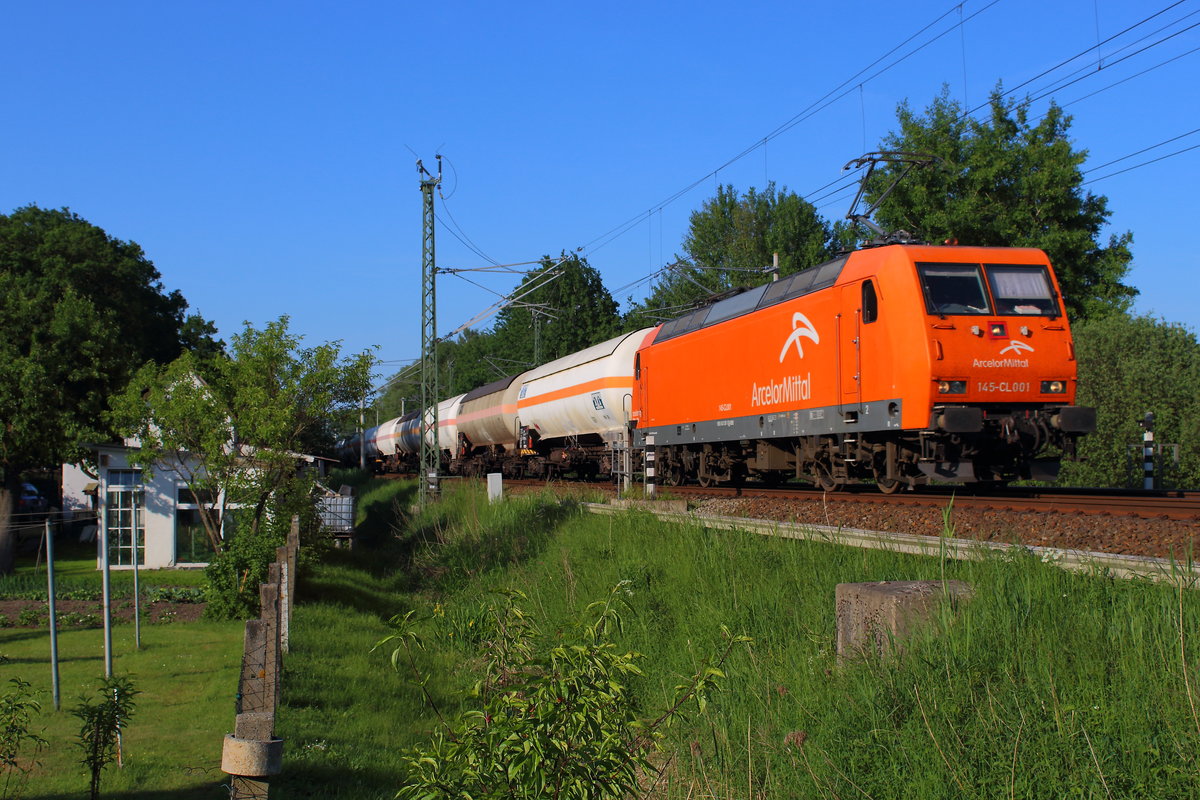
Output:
(985, 264), (1059, 316)
(918, 262), (1061, 317)
(917, 263), (992, 315)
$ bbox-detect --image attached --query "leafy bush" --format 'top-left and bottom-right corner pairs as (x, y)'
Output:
(0, 678), (46, 800)
(1063, 313), (1200, 488)
(375, 585), (749, 800)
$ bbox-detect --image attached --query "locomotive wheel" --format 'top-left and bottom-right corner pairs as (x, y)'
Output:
(812, 464), (843, 492)
(697, 472), (714, 488)
(875, 476), (903, 494)
(663, 462), (684, 487)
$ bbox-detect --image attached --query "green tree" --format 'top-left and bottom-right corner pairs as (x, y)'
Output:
(1059, 314), (1200, 489)
(0, 205), (215, 574)
(866, 88), (1136, 321)
(626, 183), (836, 328)
(112, 317), (372, 613)
(490, 253), (620, 366)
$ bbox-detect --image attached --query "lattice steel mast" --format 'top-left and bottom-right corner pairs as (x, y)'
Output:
(418, 156), (442, 507)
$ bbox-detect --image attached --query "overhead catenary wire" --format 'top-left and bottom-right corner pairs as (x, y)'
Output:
(580, 0), (1007, 258)
(430, 0), (1200, 343)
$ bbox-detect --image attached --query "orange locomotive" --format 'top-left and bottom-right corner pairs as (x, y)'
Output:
(631, 244), (1096, 492)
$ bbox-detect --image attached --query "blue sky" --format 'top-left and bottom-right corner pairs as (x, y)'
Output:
(3, 0), (1197, 388)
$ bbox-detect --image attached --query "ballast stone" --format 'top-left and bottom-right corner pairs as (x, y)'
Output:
(835, 580), (973, 659)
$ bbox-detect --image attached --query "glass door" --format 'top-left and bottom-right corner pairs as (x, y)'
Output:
(105, 470), (144, 566)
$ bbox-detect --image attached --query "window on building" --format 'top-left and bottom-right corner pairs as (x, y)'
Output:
(105, 469), (144, 566)
(175, 486), (218, 563)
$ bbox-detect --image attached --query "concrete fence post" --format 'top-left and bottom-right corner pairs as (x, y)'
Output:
(224, 525), (299, 799)
(226, 619), (276, 798)
(276, 546), (290, 654)
(261, 566), (281, 710)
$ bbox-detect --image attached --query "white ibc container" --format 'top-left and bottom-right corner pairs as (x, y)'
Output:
(517, 328), (655, 444)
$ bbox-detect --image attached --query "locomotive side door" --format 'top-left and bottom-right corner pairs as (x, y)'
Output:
(838, 283), (863, 416)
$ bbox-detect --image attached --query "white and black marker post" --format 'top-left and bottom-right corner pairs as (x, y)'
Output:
(644, 432), (656, 499)
(1142, 411), (1156, 490)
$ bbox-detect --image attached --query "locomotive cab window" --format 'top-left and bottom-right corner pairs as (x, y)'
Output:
(862, 280), (878, 323)
(917, 263), (992, 316)
(984, 264), (1060, 317)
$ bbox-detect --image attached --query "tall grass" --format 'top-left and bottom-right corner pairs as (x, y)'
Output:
(282, 479), (1200, 798)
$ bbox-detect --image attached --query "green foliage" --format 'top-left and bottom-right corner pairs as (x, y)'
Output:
(627, 183), (836, 327)
(867, 88), (1135, 321)
(376, 586), (749, 800)
(374, 254), (621, 419)
(114, 315), (371, 600)
(1060, 313), (1200, 489)
(203, 515), (284, 620)
(491, 253), (621, 367)
(0, 205), (215, 572)
(0, 677), (46, 800)
(72, 675), (139, 800)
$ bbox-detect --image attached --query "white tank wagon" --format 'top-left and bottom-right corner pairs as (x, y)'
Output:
(451, 375), (525, 477)
(424, 394), (467, 456)
(397, 410), (421, 456)
(512, 328), (657, 478)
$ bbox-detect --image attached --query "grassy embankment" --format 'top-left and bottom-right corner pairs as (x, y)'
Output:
(0, 539), (240, 799)
(278, 475), (1200, 799)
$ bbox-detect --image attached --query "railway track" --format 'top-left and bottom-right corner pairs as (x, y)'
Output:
(473, 474), (1200, 521)
(658, 484), (1200, 521)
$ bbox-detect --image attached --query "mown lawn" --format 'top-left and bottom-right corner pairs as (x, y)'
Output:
(0, 619), (243, 799)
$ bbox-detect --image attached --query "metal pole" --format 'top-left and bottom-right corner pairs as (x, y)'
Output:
(131, 514), (141, 650)
(100, 501), (113, 678)
(45, 519), (61, 710)
(359, 395), (366, 471)
(419, 156), (443, 508)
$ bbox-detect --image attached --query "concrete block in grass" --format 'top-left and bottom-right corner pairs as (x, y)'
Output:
(836, 580), (973, 659)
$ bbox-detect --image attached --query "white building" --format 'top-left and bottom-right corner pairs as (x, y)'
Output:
(63, 442), (218, 569)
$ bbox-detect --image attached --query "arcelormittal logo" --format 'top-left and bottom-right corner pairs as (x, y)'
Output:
(779, 312), (819, 363)
(1000, 340), (1034, 355)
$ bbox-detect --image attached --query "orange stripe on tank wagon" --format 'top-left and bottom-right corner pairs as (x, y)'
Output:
(456, 405), (506, 424)
(518, 377), (632, 408)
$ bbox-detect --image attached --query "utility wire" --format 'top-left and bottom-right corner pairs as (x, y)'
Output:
(580, 0), (1006, 257)
(1084, 127), (1200, 174)
(962, 0), (1192, 117)
(1085, 142), (1200, 184)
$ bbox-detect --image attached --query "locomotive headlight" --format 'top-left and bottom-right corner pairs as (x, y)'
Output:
(1041, 380), (1066, 394)
(989, 322), (1007, 338)
(938, 380), (966, 394)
